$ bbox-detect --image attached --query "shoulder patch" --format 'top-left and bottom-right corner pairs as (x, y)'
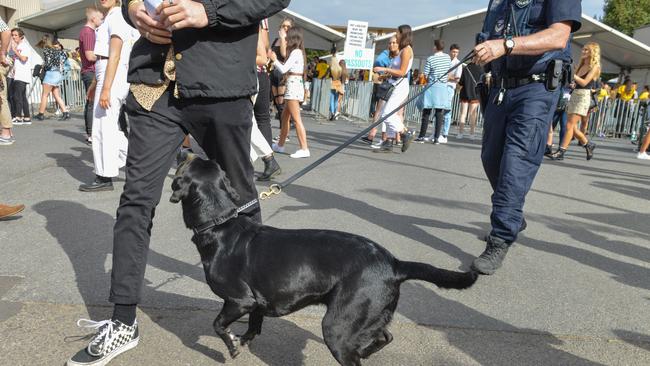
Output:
(515, 0), (532, 8)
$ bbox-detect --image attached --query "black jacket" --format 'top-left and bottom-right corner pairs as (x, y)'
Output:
(122, 0), (290, 99)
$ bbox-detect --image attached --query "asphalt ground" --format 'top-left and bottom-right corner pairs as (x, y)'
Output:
(1, 112), (649, 365)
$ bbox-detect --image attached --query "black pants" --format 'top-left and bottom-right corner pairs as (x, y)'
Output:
(81, 71), (95, 135)
(109, 86), (260, 304)
(255, 71), (272, 145)
(10, 80), (30, 119)
(6, 78), (15, 117)
(419, 108), (445, 139)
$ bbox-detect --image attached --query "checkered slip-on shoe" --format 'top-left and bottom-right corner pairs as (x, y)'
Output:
(67, 319), (139, 366)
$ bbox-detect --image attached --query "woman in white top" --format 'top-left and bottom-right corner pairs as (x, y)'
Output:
(9, 28), (32, 124)
(80, 0), (134, 192)
(270, 27), (310, 159)
(372, 24), (414, 153)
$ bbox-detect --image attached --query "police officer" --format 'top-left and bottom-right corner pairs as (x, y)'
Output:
(471, 0), (582, 275)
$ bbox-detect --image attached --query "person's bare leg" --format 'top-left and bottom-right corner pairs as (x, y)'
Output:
(368, 101), (386, 140)
(468, 103), (478, 136)
(458, 102), (468, 135)
(547, 124), (555, 146)
(287, 100), (308, 150)
(38, 84), (53, 114)
(640, 131), (650, 153)
(52, 87), (68, 113)
(278, 105), (291, 147)
(559, 113), (581, 149)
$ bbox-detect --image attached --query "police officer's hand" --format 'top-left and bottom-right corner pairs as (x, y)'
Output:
(158, 0), (209, 31)
(473, 40), (506, 66)
(128, 1), (171, 44)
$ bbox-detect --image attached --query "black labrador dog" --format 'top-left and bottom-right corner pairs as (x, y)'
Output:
(170, 156), (478, 365)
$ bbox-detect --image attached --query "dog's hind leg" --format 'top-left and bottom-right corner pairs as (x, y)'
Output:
(240, 308), (264, 346)
(213, 300), (251, 359)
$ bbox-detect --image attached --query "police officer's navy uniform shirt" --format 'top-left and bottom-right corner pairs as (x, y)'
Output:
(483, 0), (582, 78)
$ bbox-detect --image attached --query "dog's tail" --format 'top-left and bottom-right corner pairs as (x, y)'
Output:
(396, 261), (478, 290)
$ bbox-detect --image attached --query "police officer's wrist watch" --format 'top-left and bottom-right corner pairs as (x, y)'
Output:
(504, 36), (515, 56)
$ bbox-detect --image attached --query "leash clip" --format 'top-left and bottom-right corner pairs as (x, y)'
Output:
(259, 184), (282, 200)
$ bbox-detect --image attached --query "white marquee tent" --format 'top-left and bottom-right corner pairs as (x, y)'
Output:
(374, 9), (650, 85)
(17, 1), (345, 51)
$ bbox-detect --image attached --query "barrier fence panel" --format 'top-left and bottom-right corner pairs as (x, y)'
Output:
(587, 98), (648, 138)
(26, 69), (86, 115)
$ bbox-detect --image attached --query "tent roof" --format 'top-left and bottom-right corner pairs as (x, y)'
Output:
(17, 4), (345, 49)
(376, 9), (650, 70)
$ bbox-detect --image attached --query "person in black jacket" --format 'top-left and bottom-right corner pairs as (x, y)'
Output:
(66, 1), (289, 365)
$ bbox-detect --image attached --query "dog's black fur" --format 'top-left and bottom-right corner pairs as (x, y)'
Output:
(170, 157), (478, 366)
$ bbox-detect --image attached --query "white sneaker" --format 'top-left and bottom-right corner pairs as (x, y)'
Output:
(457, 133), (464, 140)
(370, 141), (383, 149)
(67, 319), (139, 366)
(438, 136), (448, 144)
(637, 152), (650, 160)
(290, 149), (310, 158)
(272, 143), (285, 153)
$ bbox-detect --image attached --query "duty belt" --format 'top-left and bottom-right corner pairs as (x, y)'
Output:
(494, 74), (546, 89)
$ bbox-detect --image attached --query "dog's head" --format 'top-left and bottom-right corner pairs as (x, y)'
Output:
(170, 153), (241, 229)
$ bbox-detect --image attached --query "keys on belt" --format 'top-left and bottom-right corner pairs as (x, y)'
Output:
(494, 74), (547, 90)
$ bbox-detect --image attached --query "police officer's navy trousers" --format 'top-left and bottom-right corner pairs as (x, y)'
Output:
(481, 82), (560, 243)
(108, 84), (260, 305)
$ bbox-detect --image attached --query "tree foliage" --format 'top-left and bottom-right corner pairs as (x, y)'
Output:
(602, 0), (650, 36)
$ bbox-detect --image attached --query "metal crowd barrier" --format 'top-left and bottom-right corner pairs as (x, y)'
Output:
(587, 98), (647, 138)
(26, 69), (86, 114)
(313, 80), (647, 141)
(313, 79), (484, 132)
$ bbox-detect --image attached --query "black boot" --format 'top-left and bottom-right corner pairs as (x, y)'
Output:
(544, 144), (553, 158)
(257, 155), (281, 181)
(401, 130), (414, 153)
(584, 141), (596, 161)
(79, 175), (113, 192)
(471, 236), (510, 275)
(373, 139), (394, 153)
(550, 147), (566, 161)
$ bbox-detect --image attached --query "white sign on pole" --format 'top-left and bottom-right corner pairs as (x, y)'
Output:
(344, 20), (374, 70)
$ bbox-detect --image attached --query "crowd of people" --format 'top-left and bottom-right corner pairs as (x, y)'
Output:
(0, 0), (649, 364)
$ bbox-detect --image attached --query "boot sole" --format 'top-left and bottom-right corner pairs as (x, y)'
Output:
(67, 337), (139, 366)
(79, 186), (114, 192)
(470, 263), (497, 275)
(256, 169), (282, 182)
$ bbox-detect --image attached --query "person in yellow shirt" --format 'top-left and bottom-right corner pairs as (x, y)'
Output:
(618, 79), (635, 102)
(597, 84), (609, 102)
(639, 85), (649, 102)
(315, 59), (329, 79)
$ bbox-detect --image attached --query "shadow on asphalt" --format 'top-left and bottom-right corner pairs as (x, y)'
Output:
(362, 189), (650, 292)
(33, 200), (323, 365)
(280, 184), (480, 266)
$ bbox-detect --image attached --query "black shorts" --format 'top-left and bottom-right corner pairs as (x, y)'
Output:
(270, 69), (285, 88)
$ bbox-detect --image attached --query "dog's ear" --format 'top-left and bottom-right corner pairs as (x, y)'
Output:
(170, 176), (191, 203)
(216, 167), (241, 202)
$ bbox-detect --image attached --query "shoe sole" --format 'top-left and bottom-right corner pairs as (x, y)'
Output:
(470, 263), (496, 275)
(0, 206), (24, 219)
(79, 186), (114, 192)
(67, 337), (139, 366)
(256, 169), (282, 181)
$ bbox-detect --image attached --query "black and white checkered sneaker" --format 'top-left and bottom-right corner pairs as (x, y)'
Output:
(67, 319), (139, 366)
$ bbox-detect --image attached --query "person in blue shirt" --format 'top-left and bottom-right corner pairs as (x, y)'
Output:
(470, 0), (582, 275)
(363, 36), (398, 144)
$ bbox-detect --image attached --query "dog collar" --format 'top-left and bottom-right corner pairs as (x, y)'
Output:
(192, 198), (259, 235)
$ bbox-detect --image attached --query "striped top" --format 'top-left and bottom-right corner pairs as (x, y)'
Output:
(423, 52), (451, 84)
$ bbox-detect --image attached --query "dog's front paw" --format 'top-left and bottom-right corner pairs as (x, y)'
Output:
(228, 334), (241, 359)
